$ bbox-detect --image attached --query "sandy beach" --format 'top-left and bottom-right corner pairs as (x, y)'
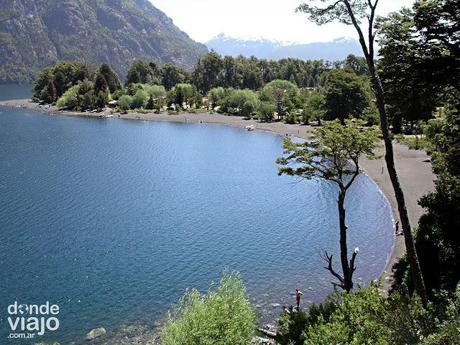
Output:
(0, 98), (436, 290)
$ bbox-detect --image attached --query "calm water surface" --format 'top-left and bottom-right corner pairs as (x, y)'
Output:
(0, 106), (394, 344)
(0, 84), (32, 101)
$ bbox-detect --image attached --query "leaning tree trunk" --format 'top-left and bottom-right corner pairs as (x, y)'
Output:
(370, 70), (428, 305)
(338, 189), (353, 292)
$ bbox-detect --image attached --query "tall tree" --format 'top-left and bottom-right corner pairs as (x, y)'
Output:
(378, 9), (436, 133)
(323, 69), (370, 124)
(192, 51), (224, 93)
(99, 64), (121, 93)
(297, 0), (428, 303)
(160, 64), (188, 90)
(277, 120), (379, 291)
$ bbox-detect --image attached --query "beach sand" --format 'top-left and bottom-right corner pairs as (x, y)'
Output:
(0, 99), (436, 291)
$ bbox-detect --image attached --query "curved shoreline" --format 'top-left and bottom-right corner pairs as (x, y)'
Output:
(0, 99), (436, 291)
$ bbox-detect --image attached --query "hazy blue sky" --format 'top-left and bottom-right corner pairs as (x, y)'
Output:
(150, 0), (415, 43)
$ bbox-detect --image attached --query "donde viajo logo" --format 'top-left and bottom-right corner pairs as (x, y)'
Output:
(7, 301), (60, 339)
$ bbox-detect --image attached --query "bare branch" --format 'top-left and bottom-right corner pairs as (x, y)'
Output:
(321, 250), (345, 287)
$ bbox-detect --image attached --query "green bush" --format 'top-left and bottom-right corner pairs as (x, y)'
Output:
(143, 84), (167, 99)
(56, 85), (79, 109)
(258, 102), (276, 122)
(221, 89), (259, 116)
(208, 87), (226, 109)
(131, 89), (148, 109)
(118, 95), (132, 113)
(159, 270), (255, 345)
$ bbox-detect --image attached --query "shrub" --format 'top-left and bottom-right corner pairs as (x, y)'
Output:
(221, 89), (259, 116)
(56, 85), (79, 109)
(143, 84), (167, 99)
(258, 102), (275, 122)
(131, 89), (148, 109)
(159, 270), (255, 345)
(118, 95), (132, 113)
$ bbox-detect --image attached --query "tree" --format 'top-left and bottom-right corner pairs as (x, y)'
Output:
(126, 60), (159, 85)
(302, 91), (325, 125)
(159, 270), (255, 345)
(94, 72), (108, 93)
(131, 89), (148, 109)
(260, 80), (300, 120)
(99, 64), (121, 93)
(208, 87), (226, 109)
(160, 64), (188, 90)
(323, 69), (370, 124)
(297, 0), (428, 304)
(220, 89), (259, 117)
(168, 83), (201, 110)
(277, 120), (379, 291)
(192, 51), (224, 93)
(378, 9), (436, 133)
(344, 54), (369, 76)
(118, 95), (132, 113)
(53, 70), (67, 98)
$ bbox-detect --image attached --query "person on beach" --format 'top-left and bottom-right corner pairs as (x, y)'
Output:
(295, 289), (303, 310)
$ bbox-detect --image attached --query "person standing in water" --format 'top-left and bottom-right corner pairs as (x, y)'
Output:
(295, 289), (303, 310)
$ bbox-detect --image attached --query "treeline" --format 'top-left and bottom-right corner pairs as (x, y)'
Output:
(33, 54), (377, 125)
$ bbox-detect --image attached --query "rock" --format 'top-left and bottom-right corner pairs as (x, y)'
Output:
(252, 336), (275, 345)
(86, 327), (107, 341)
(270, 303), (281, 308)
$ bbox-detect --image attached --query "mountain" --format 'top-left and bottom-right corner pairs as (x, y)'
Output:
(0, 0), (207, 83)
(206, 34), (362, 61)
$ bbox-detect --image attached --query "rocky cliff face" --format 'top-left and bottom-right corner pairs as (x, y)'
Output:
(0, 0), (207, 83)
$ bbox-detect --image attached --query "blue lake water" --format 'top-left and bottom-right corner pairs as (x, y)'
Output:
(0, 85), (32, 101)
(0, 106), (394, 344)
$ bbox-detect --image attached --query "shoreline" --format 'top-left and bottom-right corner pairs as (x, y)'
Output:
(0, 99), (436, 291)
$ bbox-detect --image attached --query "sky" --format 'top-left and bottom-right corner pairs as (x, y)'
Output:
(150, 0), (416, 44)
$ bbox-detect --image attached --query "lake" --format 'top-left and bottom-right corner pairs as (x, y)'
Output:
(0, 105), (393, 344)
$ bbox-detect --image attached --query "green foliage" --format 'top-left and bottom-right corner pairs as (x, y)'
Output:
(94, 72), (108, 93)
(142, 84), (167, 99)
(56, 85), (79, 109)
(278, 283), (460, 345)
(378, 9), (436, 133)
(323, 69), (371, 124)
(161, 64), (189, 90)
(126, 60), (160, 85)
(118, 95), (132, 113)
(258, 102), (276, 122)
(32, 61), (98, 104)
(276, 300), (337, 345)
(99, 64), (121, 93)
(301, 90), (325, 125)
(208, 87), (226, 109)
(416, 110), (460, 293)
(192, 51), (224, 93)
(168, 83), (201, 110)
(159, 270), (255, 345)
(260, 79), (300, 118)
(277, 120), (379, 183)
(220, 89), (259, 117)
(131, 89), (148, 109)
(394, 135), (430, 152)
(304, 286), (431, 345)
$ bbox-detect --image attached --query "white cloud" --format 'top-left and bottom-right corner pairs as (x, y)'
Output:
(150, 0), (415, 43)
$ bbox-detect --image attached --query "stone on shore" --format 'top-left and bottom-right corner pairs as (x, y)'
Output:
(86, 327), (107, 341)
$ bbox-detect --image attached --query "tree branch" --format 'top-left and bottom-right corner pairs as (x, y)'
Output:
(321, 250), (345, 288)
